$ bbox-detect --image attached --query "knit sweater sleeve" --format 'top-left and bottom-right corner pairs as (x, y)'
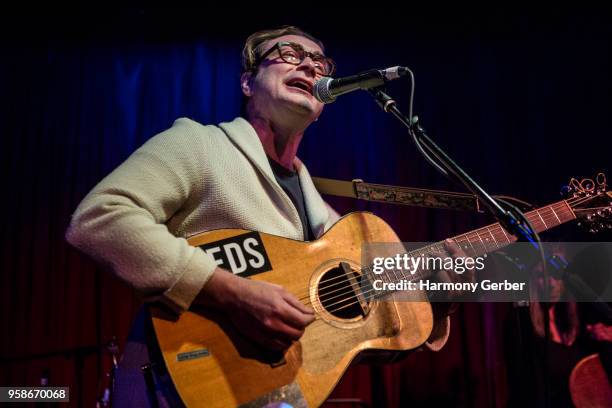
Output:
(66, 119), (218, 314)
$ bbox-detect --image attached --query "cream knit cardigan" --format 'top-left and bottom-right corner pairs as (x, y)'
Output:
(66, 116), (448, 350)
(66, 117), (340, 313)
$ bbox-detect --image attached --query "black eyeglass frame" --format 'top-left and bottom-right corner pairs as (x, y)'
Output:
(254, 41), (336, 77)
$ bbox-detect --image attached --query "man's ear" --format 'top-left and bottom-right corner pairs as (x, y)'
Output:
(240, 72), (253, 97)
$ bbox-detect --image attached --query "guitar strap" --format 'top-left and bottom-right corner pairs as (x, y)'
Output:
(313, 177), (484, 212)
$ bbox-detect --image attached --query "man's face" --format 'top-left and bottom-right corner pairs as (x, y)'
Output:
(242, 34), (327, 125)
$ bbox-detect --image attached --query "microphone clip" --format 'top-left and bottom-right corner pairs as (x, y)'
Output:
(368, 86), (397, 112)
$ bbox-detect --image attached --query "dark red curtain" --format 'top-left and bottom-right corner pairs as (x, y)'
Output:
(2, 11), (611, 407)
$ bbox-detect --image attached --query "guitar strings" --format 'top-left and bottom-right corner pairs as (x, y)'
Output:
(299, 201), (583, 309)
(308, 199), (599, 322)
(309, 195), (605, 322)
(297, 196), (597, 316)
(308, 213), (587, 318)
(308, 205), (579, 313)
(297, 199), (581, 304)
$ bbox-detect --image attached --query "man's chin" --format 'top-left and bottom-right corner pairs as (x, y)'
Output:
(290, 93), (324, 113)
(281, 98), (319, 120)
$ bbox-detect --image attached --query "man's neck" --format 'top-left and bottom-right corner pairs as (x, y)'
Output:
(247, 115), (306, 171)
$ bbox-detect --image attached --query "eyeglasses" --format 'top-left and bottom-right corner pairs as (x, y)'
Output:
(255, 41), (336, 77)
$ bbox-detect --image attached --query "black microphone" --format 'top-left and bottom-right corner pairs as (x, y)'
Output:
(313, 66), (408, 104)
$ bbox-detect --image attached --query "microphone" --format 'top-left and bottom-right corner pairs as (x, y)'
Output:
(313, 66), (408, 104)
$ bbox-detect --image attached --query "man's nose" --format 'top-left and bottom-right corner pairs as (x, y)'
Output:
(297, 56), (318, 76)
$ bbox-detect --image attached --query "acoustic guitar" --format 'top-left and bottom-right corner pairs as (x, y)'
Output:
(151, 175), (611, 407)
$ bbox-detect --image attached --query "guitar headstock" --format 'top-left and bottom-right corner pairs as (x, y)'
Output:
(564, 173), (612, 233)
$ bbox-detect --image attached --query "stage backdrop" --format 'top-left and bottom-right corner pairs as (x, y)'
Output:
(1, 12), (610, 407)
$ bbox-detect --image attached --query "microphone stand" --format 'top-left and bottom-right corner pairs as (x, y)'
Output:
(368, 86), (538, 244)
(368, 86), (554, 407)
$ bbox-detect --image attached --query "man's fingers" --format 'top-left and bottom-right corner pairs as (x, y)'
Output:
(444, 238), (463, 256)
(273, 320), (305, 342)
(279, 301), (315, 329)
(283, 292), (315, 315)
(255, 334), (291, 351)
(241, 316), (298, 350)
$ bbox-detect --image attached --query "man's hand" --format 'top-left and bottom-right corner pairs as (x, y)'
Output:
(195, 268), (315, 351)
(441, 239), (476, 282)
(425, 239), (477, 307)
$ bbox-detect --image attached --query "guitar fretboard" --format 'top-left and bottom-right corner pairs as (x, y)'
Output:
(373, 199), (576, 284)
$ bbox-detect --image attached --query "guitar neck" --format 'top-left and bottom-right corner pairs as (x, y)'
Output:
(445, 199), (577, 257)
(380, 200), (577, 284)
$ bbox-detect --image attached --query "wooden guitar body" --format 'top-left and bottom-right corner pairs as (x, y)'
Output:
(148, 178), (611, 407)
(151, 212), (433, 407)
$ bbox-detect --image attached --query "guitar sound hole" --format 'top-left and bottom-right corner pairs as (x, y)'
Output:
(317, 266), (367, 319)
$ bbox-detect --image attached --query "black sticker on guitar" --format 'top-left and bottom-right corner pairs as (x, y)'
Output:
(198, 231), (272, 277)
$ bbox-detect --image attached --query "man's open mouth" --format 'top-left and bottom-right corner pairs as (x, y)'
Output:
(286, 78), (313, 94)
